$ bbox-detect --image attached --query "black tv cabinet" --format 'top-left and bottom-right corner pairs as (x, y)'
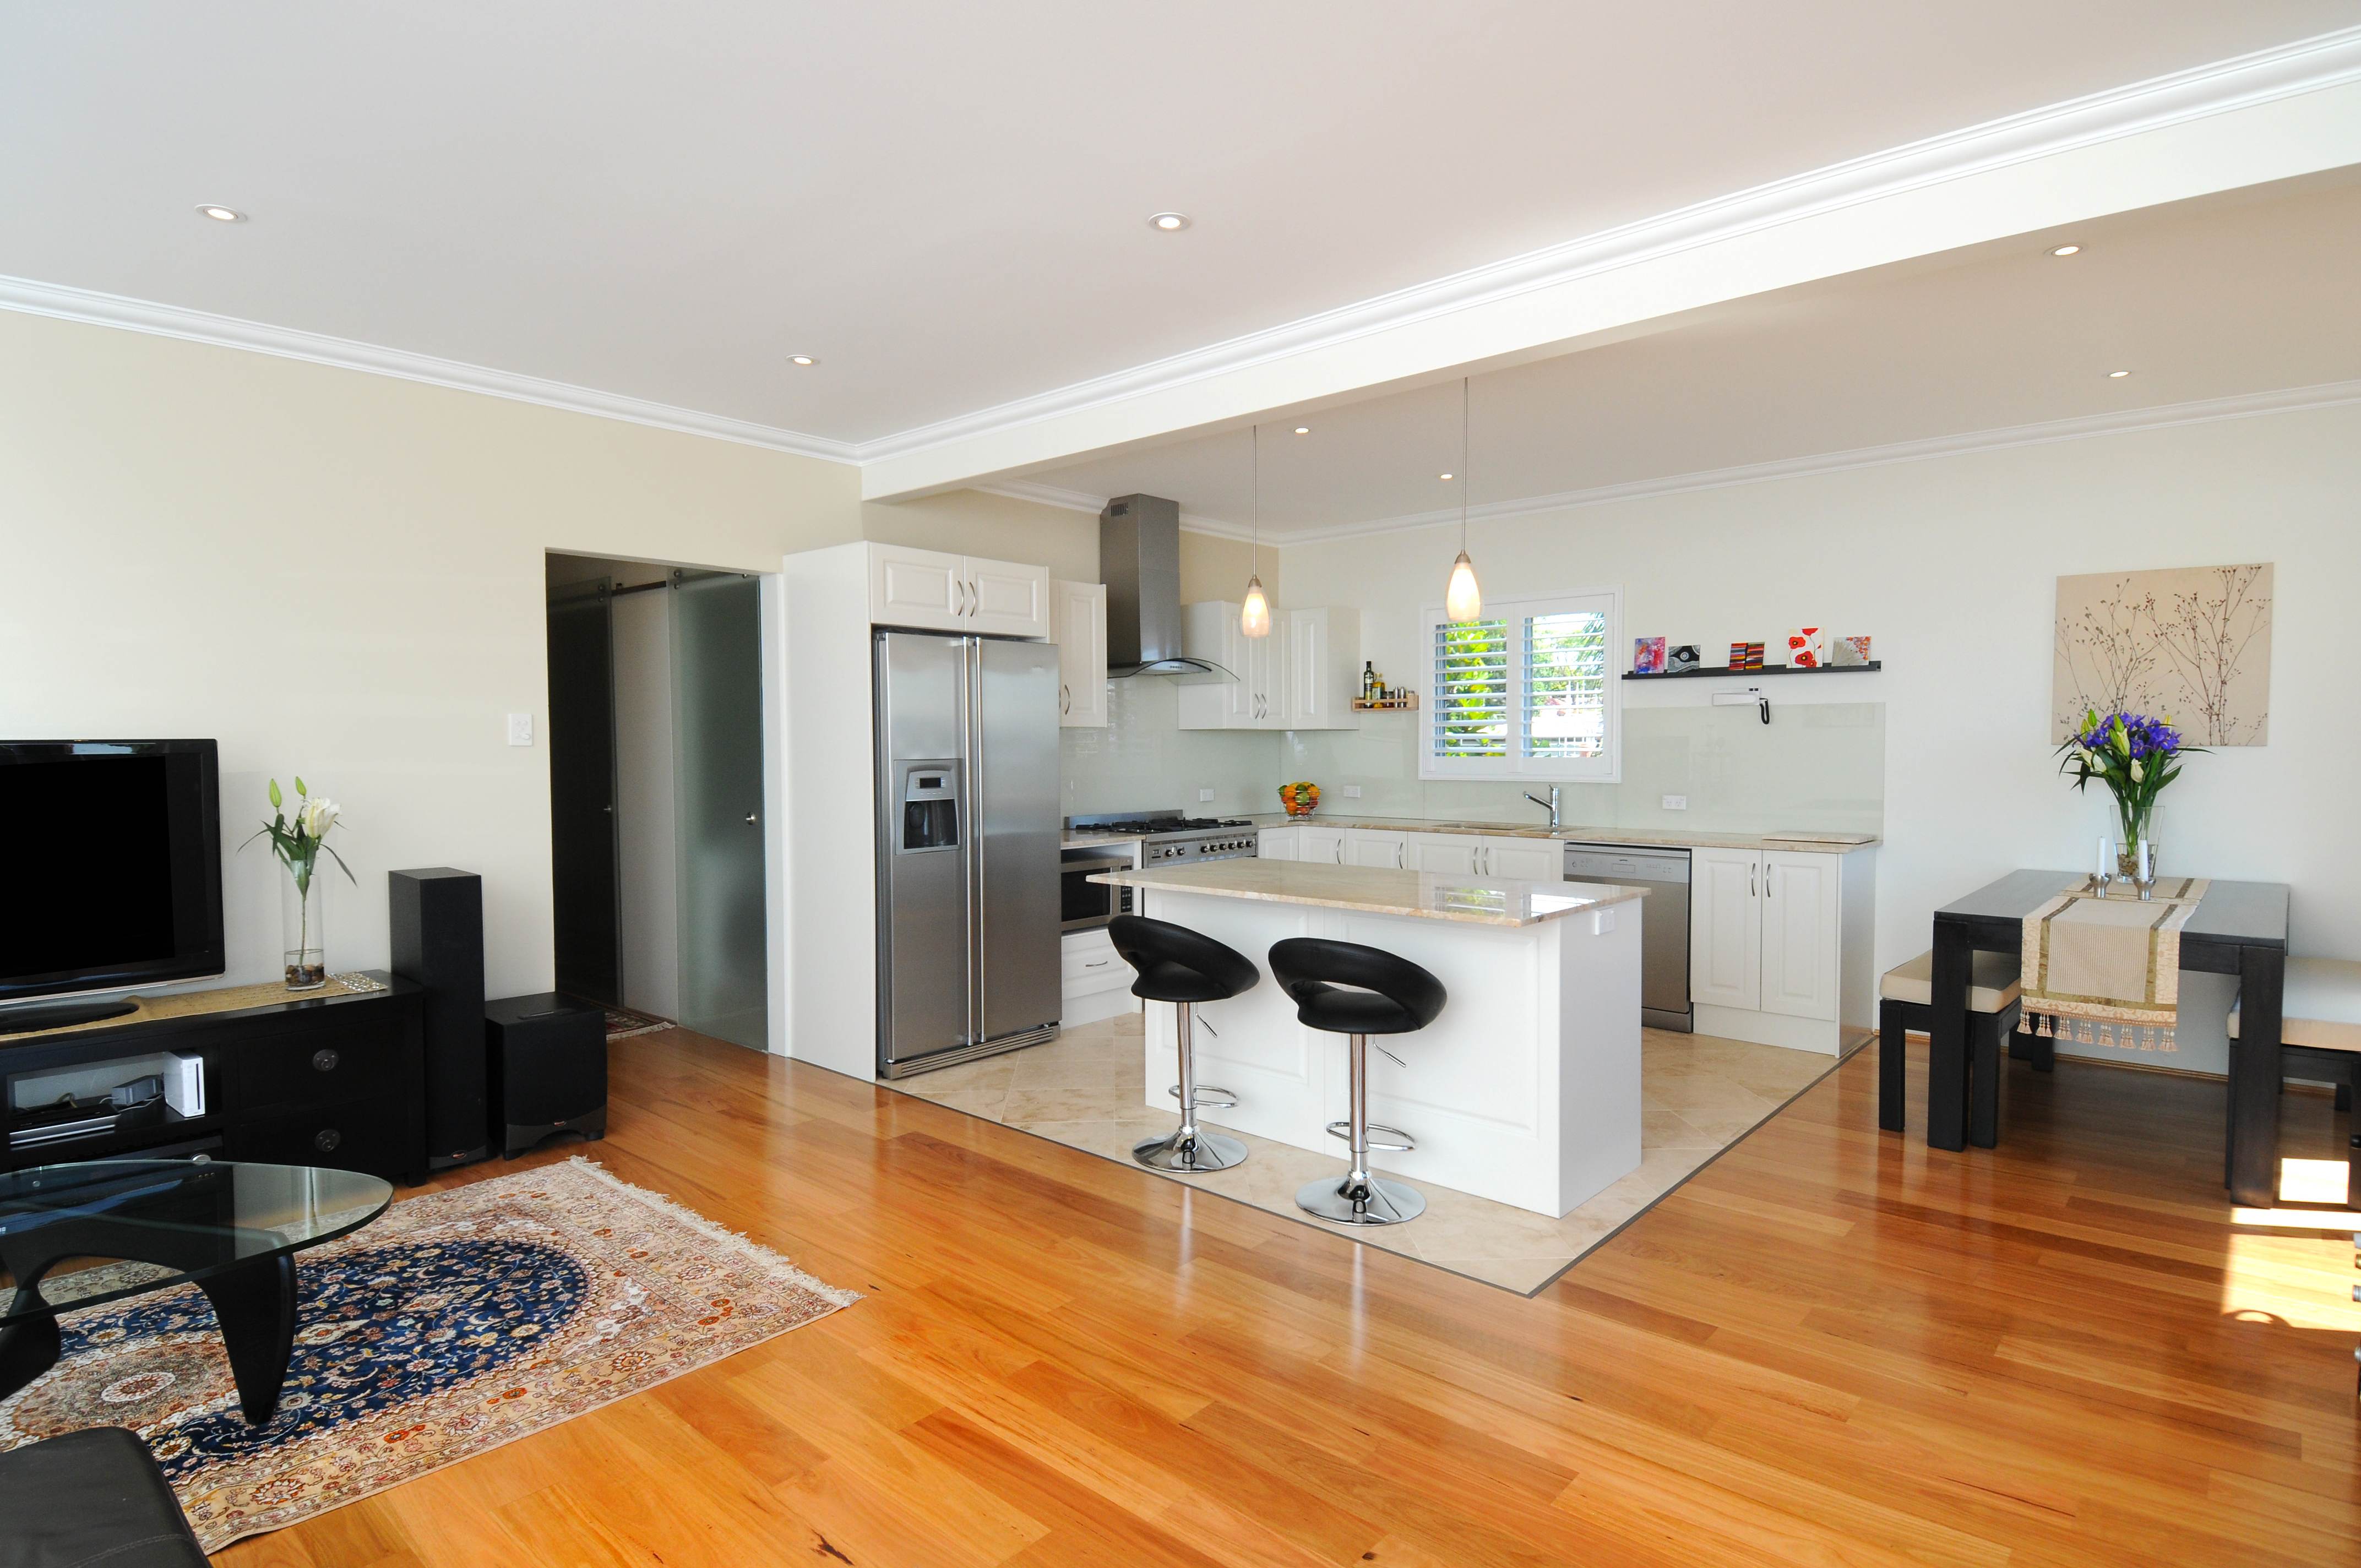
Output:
(0, 973), (426, 1185)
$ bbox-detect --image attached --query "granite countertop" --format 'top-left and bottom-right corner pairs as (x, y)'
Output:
(1091, 859), (1649, 928)
(1240, 813), (1876, 853)
(1061, 830), (1145, 850)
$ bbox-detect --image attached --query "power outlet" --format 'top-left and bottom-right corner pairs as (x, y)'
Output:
(507, 713), (534, 747)
(1341, 784), (1362, 798)
(1198, 787), (1215, 803)
(1661, 794), (1687, 810)
(1592, 906), (1618, 935)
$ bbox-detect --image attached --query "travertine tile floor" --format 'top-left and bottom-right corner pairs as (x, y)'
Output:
(887, 1008), (1857, 1293)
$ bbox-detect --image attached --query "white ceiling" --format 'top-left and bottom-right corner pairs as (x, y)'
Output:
(1024, 171), (2361, 535)
(4, 3), (2356, 448)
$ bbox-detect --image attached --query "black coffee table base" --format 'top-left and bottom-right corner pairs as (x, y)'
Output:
(0, 1227), (301, 1426)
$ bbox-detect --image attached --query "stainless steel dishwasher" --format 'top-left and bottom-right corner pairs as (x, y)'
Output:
(1562, 843), (1691, 1032)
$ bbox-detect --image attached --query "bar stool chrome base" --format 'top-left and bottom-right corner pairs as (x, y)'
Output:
(1134, 1125), (1249, 1173)
(1295, 1172), (1426, 1226)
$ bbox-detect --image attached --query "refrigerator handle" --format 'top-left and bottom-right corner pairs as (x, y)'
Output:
(965, 638), (984, 1044)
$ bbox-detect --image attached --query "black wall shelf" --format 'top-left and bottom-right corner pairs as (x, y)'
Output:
(1623, 661), (1881, 681)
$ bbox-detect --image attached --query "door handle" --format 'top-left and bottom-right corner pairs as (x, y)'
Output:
(744, 812), (758, 825)
(1394, 844), (1403, 868)
(968, 579), (980, 615)
(1750, 863), (1758, 896)
(1060, 683), (1070, 714)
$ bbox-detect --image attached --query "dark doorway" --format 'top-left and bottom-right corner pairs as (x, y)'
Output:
(547, 578), (621, 1005)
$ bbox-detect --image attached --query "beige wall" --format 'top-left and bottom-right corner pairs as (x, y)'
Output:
(0, 309), (860, 998)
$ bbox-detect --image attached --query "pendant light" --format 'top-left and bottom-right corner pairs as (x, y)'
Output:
(1444, 375), (1482, 622)
(1240, 423), (1272, 638)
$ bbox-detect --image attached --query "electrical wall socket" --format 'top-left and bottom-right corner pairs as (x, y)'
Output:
(1341, 784), (1362, 798)
(507, 713), (534, 747)
(1198, 787), (1215, 803)
(1592, 906), (1618, 935)
(1661, 794), (1687, 810)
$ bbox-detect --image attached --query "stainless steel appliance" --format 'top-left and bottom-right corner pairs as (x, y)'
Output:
(1059, 845), (1137, 933)
(1099, 497), (1234, 681)
(875, 629), (1063, 1077)
(1067, 810), (1260, 864)
(1563, 843), (1692, 1032)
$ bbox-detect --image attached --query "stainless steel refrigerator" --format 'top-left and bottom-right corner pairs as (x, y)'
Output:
(874, 629), (1063, 1077)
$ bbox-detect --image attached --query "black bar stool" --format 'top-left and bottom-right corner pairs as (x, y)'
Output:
(1267, 938), (1446, 1226)
(1108, 914), (1259, 1173)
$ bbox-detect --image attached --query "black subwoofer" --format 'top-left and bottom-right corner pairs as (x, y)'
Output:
(485, 993), (607, 1158)
(389, 867), (489, 1170)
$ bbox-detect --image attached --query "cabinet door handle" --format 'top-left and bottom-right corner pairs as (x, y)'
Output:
(1084, 959), (1110, 968)
(1750, 863), (1758, 897)
(1060, 683), (1070, 714)
(311, 1048), (339, 1073)
(1394, 844), (1403, 868)
(969, 579), (980, 615)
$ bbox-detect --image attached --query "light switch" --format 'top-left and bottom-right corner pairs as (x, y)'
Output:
(1661, 794), (1687, 810)
(507, 713), (534, 747)
(1198, 787), (1215, 802)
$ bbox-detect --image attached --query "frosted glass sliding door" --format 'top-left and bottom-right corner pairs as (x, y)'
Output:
(671, 573), (768, 1048)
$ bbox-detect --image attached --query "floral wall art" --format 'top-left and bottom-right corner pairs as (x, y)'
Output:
(2051, 563), (2273, 745)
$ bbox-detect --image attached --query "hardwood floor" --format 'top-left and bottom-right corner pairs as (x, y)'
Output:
(221, 1029), (2360, 1567)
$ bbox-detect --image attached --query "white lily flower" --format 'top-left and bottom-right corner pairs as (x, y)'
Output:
(2129, 760), (2144, 783)
(299, 797), (340, 839)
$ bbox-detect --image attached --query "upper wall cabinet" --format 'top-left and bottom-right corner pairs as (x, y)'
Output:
(1176, 601), (1361, 731)
(1050, 579), (1108, 728)
(866, 543), (1051, 639)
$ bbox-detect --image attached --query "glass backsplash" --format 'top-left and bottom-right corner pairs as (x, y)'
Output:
(1064, 687), (1884, 834)
(1281, 703), (1885, 834)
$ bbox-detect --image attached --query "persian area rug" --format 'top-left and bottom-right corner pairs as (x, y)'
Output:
(0, 1158), (857, 1552)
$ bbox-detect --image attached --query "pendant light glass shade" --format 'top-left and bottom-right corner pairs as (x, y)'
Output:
(1444, 550), (1482, 623)
(1241, 574), (1271, 638)
(1241, 423), (1271, 636)
(1442, 376), (1482, 622)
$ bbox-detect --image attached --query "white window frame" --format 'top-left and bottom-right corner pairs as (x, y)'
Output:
(1420, 585), (1622, 783)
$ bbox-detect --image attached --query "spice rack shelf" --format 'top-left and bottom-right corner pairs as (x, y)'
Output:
(1622, 662), (1881, 680)
(1351, 695), (1420, 711)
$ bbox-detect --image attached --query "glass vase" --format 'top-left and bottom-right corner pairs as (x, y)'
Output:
(282, 869), (327, 990)
(2113, 838), (2158, 895)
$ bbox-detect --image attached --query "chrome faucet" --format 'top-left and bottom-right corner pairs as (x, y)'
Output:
(1524, 785), (1561, 830)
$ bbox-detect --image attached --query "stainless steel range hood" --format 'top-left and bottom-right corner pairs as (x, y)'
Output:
(1100, 494), (1234, 681)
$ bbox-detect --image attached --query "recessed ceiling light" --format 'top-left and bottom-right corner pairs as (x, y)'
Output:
(195, 204), (246, 223)
(788, 355), (818, 367)
(1293, 426), (1310, 435)
(1439, 472), (1454, 481)
(2049, 243), (2081, 257)
(2107, 369), (2131, 378)
(1147, 212), (1190, 232)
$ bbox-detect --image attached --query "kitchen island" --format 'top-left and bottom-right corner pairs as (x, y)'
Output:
(1090, 859), (1648, 1217)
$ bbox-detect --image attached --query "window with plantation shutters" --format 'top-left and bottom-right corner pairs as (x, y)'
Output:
(1422, 589), (1621, 781)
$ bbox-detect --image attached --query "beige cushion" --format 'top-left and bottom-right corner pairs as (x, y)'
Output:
(1880, 948), (2022, 1012)
(2228, 956), (2361, 1053)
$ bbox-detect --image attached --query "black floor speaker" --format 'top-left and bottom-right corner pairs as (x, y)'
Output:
(485, 993), (607, 1158)
(389, 867), (489, 1169)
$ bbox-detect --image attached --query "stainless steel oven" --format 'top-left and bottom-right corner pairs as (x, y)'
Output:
(1059, 846), (1137, 933)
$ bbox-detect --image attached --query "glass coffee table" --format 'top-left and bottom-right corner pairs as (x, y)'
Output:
(0, 1159), (392, 1425)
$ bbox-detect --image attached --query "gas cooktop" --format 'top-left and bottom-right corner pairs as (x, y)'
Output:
(1067, 810), (1260, 863)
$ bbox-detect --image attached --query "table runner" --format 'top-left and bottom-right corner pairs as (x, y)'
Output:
(2020, 876), (2211, 1051)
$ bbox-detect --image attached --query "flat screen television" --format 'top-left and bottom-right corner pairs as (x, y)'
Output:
(1, 739), (226, 1031)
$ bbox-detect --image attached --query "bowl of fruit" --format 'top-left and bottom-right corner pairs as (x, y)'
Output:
(1277, 781), (1321, 818)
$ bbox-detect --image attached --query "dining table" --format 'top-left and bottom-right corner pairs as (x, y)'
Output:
(1925, 869), (2292, 1206)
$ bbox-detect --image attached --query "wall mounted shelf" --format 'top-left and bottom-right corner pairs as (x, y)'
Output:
(1623, 661), (1880, 681)
(1351, 694), (1420, 710)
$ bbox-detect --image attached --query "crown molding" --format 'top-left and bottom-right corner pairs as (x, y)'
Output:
(1254, 378), (2361, 545)
(0, 273), (862, 465)
(861, 25), (2361, 496)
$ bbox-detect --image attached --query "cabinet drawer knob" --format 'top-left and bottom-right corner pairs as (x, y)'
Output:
(312, 1048), (340, 1072)
(313, 1128), (342, 1153)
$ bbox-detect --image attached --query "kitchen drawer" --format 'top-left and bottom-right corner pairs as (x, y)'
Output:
(225, 1096), (407, 1180)
(232, 1024), (403, 1115)
(1062, 943), (1127, 987)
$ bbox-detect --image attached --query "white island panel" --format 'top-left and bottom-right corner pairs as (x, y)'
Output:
(1111, 863), (1645, 1218)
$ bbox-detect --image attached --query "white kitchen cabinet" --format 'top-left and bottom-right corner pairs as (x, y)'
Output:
(1690, 847), (1765, 1009)
(866, 543), (1049, 638)
(1049, 579), (1107, 728)
(1482, 839), (1565, 882)
(1297, 825), (1348, 864)
(1176, 601), (1265, 728)
(1759, 850), (1840, 1022)
(1257, 827), (1301, 861)
(1060, 929), (1134, 1026)
(1687, 844), (1875, 1053)
(1281, 607), (1362, 731)
(1345, 830), (1407, 869)
(1407, 833), (1481, 875)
